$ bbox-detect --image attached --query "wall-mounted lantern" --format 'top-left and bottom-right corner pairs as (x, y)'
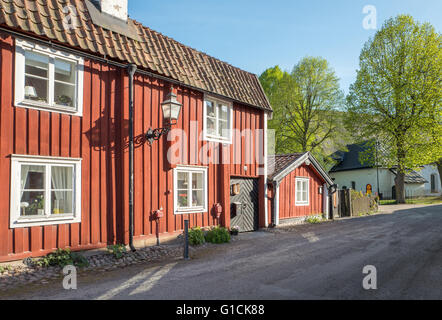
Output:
(145, 91), (182, 144)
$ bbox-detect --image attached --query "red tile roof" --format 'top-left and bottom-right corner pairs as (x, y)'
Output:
(268, 153), (305, 180)
(0, 0), (271, 111)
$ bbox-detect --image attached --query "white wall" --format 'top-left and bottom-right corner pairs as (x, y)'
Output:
(416, 164), (441, 196)
(404, 183), (426, 197)
(329, 168), (394, 194)
(330, 166), (440, 198)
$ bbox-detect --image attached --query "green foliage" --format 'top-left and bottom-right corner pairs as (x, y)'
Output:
(107, 244), (127, 259)
(28, 194), (44, 212)
(0, 265), (12, 274)
(33, 248), (89, 268)
(345, 15), (442, 202)
(259, 59), (347, 165)
(350, 189), (365, 200)
(305, 216), (322, 224)
(205, 226), (231, 244)
(188, 227), (205, 246)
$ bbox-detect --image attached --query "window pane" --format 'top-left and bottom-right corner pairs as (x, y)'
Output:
(21, 165), (45, 190)
(25, 51), (48, 78)
(302, 191), (307, 202)
(206, 117), (216, 136)
(218, 120), (228, 138)
(177, 192), (188, 208)
(55, 59), (75, 83)
(303, 181), (308, 192)
(206, 100), (215, 117)
(192, 172), (203, 189)
(54, 82), (75, 107)
(51, 191), (73, 214)
(51, 166), (73, 189)
(297, 180), (302, 190)
(20, 191), (45, 216)
(192, 190), (204, 207)
(219, 104), (229, 121)
(177, 172), (189, 189)
(25, 76), (48, 103)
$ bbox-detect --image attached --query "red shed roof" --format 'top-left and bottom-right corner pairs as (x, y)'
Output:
(0, 0), (271, 111)
(268, 152), (334, 185)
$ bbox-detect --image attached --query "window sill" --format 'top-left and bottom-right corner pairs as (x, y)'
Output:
(203, 135), (232, 145)
(15, 100), (82, 117)
(295, 202), (310, 207)
(11, 215), (80, 228)
(174, 208), (207, 215)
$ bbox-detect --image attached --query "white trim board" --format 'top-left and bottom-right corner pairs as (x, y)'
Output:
(271, 152), (334, 186)
(10, 154), (82, 228)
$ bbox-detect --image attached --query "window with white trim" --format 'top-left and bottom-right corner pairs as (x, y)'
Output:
(174, 166), (208, 214)
(15, 39), (84, 116)
(10, 155), (82, 228)
(295, 177), (309, 206)
(203, 96), (232, 143)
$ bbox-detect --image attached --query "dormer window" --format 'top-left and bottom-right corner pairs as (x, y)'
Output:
(15, 39), (84, 116)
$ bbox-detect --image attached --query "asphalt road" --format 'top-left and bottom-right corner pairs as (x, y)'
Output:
(2, 204), (441, 300)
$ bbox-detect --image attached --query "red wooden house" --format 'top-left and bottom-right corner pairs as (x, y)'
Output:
(0, 0), (272, 262)
(267, 153), (333, 226)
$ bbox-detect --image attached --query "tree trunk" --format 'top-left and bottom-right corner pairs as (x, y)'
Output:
(395, 171), (406, 204)
(437, 158), (442, 187)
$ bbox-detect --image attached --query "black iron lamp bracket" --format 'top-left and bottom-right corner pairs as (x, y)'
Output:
(145, 125), (171, 145)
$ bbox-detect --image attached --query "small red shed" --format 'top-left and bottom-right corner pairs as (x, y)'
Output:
(267, 152), (334, 226)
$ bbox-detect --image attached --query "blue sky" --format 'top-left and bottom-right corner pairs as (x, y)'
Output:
(128, 0), (442, 93)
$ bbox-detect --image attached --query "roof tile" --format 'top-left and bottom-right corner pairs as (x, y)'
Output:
(0, 0), (271, 110)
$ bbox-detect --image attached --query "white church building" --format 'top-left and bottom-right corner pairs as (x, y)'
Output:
(329, 142), (441, 199)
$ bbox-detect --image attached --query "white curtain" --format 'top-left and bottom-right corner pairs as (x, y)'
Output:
(51, 167), (73, 213)
(20, 165), (30, 199)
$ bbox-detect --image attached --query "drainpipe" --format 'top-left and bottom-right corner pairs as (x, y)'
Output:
(273, 181), (280, 226)
(127, 64), (137, 252)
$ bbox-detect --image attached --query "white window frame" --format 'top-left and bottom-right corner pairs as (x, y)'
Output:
(173, 165), (208, 214)
(10, 155), (82, 228)
(203, 95), (233, 144)
(15, 39), (84, 116)
(295, 177), (310, 206)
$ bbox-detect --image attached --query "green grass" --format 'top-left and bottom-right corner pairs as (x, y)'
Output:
(379, 199), (397, 205)
(380, 196), (442, 205)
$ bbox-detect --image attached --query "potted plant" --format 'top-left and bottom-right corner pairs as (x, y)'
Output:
(55, 95), (72, 107)
(28, 195), (44, 215)
(230, 226), (240, 236)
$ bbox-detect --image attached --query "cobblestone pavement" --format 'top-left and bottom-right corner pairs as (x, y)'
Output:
(0, 242), (192, 291)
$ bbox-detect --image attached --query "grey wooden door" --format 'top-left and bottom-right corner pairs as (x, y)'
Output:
(230, 178), (259, 232)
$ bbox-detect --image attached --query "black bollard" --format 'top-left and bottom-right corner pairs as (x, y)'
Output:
(184, 220), (189, 260)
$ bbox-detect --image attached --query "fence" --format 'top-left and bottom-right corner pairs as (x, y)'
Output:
(334, 189), (378, 217)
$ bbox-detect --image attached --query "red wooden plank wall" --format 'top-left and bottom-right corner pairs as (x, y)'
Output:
(0, 34), (266, 261)
(278, 164), (325, 219)
(130, 82), (264, 240)
(0, 34), (124, 261)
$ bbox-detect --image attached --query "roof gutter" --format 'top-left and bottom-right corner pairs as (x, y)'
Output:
(0, 26), (272, 112)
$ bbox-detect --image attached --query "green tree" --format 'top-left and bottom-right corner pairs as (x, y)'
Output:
(259, 58), (346, 165)
(346, 15), (442, 203)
